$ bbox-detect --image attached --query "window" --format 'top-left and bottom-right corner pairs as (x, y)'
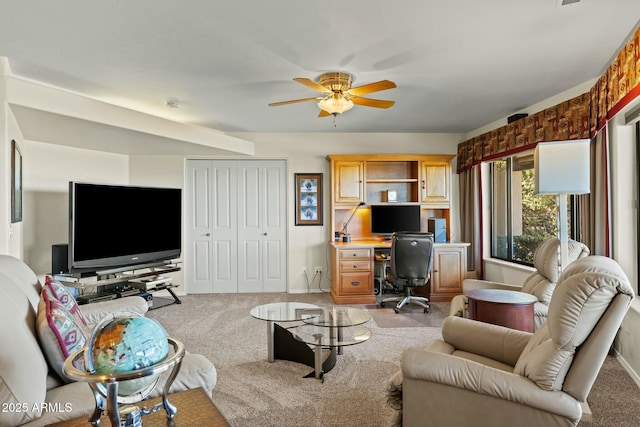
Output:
(490, 153), (569, 265)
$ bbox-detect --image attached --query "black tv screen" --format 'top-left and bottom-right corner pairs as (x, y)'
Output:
(69, 182), (182, 272)
(370, 205), (421, 236)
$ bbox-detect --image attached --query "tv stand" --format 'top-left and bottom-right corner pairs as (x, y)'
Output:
(57, 263), (182, 310)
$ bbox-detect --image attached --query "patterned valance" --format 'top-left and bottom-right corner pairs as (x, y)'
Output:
(457, 26), (640, 174)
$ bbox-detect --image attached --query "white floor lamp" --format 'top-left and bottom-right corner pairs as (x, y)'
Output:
(534, 139), (590, 271)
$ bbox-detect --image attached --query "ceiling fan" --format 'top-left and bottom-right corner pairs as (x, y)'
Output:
(268, 72), (396, 121)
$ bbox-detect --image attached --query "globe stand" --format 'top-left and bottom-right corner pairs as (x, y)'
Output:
(63, 337), (185, 427)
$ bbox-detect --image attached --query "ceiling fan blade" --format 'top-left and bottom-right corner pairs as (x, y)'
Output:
(293, 78), (333, 94)
(352, 97), (395, 109)
(318, 109), (331, 118)
(268, 97), (320, 107)
(347, 80), (396, 96)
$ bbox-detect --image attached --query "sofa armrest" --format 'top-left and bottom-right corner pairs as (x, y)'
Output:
(440, 316), (532, 366)
(401, 349), (581, 421)
(463, 278), (523, 293)
(80, 296), (149, 327)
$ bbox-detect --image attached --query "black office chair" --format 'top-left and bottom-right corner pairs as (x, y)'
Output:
(379, 231), (434, 313)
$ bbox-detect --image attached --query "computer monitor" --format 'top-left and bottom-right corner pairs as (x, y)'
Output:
(370, 205), (421, 239)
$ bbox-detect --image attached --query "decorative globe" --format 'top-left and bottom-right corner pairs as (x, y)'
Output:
(87, 314), (170, 397)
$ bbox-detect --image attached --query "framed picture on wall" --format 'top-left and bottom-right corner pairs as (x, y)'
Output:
(11, 140), (22, 223)
(295, 173), (323, 226)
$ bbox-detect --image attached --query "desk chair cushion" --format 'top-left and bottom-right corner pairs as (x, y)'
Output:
(388, 233), (432, 287)
(514, 256), (634, 391)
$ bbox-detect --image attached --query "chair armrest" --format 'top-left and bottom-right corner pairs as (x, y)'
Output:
(401, 349), (581, 420)
(440, 316), (532, 366)
(449, 294), (466, 317)
(80, 296), (149, 327)
(463, 278), (523, 293)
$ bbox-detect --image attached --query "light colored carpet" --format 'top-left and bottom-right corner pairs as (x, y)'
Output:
(147, 292), (442, 427)
(147, 292), (640, 427)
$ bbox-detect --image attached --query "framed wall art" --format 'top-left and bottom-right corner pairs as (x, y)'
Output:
(295, 173), (323, 226)
(11, 140), (22, 223)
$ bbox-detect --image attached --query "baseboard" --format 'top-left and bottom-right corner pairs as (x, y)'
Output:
(580, 401), (592, 423)
(613, 350), (640, 388)
(288, 288), (330, 294)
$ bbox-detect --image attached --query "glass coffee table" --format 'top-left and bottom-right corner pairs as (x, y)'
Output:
(250, 302), (321, 362)
(291, 306), (372, 382)
(251, 302), (339, 378)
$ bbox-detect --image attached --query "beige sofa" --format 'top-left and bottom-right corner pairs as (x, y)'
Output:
(449, 238), (590, 329)
(388, 255), (634, 427)
(0, 255), (217, 427)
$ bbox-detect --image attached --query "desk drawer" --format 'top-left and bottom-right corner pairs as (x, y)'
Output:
(339, 249), (372, 259)
(339, 272), (372, 295)
(339, 260), (371, 271)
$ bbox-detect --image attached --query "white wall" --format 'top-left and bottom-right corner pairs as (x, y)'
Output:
(0, 58), (10, 255)
(130, 132), (462, 294)
(22, 140), (129, 274)
(607, 101), (640, 384)
(608, 113), (638, 287)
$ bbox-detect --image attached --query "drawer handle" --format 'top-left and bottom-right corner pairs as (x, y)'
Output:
(352, 253), (357, 256)
(353, 265), (358, 269)
(351, 281), (360, 286)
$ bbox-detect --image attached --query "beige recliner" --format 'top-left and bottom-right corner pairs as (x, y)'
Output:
(449, 238), (590, 329)
(388, 255), (634, 427)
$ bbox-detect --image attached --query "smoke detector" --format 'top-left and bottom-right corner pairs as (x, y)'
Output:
(165, 99), (180, 109)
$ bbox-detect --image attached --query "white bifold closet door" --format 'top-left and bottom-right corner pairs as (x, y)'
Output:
(185, 159), (287, 293)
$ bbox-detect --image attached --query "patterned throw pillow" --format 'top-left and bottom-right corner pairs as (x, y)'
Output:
(43, 276), (88, 327)
(36, 278), (90, 382)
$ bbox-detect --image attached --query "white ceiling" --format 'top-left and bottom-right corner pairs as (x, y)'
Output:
(1, 0), (639, 134)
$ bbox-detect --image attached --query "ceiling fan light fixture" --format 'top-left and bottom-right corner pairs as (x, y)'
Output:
(317, 94), (354, 115)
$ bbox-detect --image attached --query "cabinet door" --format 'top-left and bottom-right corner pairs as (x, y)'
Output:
(421, 161), (450, 204)
(431, 246), (464, 298)
(334, 161), (364, 204)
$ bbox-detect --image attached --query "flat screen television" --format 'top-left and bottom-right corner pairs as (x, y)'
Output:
(69, 182), (182, 273)
(370, 204), (421, 238)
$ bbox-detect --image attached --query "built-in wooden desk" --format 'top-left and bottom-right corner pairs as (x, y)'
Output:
(329, 240), (469, 304)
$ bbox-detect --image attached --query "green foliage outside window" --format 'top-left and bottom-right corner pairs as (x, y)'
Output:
(513, 169), (558, 263)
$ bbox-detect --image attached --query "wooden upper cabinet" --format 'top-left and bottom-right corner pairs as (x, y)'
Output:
(327, 154), (454, 241)
(334, 161), (364, 204)
(420, 160), (450, 205)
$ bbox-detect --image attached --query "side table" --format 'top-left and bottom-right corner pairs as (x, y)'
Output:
(47, 388), (229, 427)
(467, 289), (538, 332)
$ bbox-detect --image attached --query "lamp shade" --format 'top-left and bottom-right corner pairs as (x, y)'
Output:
(534, 139), (590, 195)
(318, 94), (354, 115)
